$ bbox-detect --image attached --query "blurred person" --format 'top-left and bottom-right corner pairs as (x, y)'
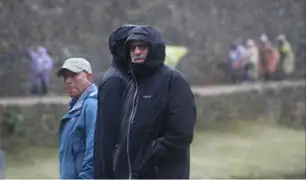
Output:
(237, 43), (248, 82)
(237, 43), (247, 56)
(93, 24), (138, 179)
(228, 43), (241, 83)
(57, 58), (97, 179)
(277, 34), (295, 78)
(241, 39), (259, 81)
(112, 25), (196, 179)
(28, 45), (53, 95)
(228, 42), (247, 83)
(258, 34), (279, 81)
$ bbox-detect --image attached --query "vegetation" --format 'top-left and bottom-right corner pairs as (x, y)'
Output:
(5, 120), (305, 179)
(2, 106), (24, 135)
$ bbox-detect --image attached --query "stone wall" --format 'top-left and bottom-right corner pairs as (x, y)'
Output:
(0, 103), (66, 150)
(0, 0), (305, 96)
(0, 81), (304, 150)
(194, 81), (305, 130)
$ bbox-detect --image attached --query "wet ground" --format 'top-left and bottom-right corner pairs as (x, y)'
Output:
(5, 120), (305, 179)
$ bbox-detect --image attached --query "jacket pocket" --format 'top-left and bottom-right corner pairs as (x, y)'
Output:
(71, 138), (86, 174)
(135, 141), (157, 177)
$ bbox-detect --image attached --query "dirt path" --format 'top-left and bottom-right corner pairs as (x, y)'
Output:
(0, 80), (304, 106)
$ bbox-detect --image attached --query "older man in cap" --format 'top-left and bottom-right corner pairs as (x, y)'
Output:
(57, 57), (98, 179)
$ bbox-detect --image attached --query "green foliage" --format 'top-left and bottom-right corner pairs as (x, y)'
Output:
(2, 106), (24, 135)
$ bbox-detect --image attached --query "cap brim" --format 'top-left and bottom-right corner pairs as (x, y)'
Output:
(57, 68), (67, 77)
(126, 34), (151, 44)
(57, 67), (81, 77)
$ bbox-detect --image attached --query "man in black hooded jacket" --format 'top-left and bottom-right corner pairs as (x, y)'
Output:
(112, 25), (196, 179)
(93, 24), (138, 179)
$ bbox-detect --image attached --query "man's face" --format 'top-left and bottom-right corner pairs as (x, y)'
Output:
(260, 40), (267, 47)
(246, 44), (252, 49)
(61, 70), (91, 98)
(129, 40), (149, 64)
(33, 45), (40, 52)
(278, 40), (284, 47)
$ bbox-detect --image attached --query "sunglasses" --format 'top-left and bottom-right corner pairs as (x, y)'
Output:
(129, 43), (149, 51)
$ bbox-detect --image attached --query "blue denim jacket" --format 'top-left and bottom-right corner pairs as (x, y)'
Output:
(59, 84), (97, 179)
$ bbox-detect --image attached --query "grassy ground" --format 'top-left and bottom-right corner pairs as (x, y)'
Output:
(5, 120), (305, 179)
(191, 120), (305, 178)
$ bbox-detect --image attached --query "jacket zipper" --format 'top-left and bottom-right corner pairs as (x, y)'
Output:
(127, 70), (139, 179)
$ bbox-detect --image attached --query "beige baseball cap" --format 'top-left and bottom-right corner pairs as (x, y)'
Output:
(57, 57), (92, 77)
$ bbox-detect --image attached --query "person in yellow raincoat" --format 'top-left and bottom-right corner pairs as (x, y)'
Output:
(277, 34), (295, 78)
(164, 45), (188, 68)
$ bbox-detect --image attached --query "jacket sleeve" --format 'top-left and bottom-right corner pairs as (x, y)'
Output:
(93, 77), (126, 179)
(151, 71), (196, 162)
(93, 84), (104, 179)
(78, 98), (97, 179)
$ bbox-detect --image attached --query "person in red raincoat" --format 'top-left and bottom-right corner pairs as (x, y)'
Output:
(258, 34), (280, 81)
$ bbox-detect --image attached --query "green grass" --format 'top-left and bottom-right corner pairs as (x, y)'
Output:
(6, 147), (59, 179)
(191, 120), (305, 178)
(5, 120), (305, 179)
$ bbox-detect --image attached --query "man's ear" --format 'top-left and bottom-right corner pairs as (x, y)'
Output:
(86, 73), (93, 82)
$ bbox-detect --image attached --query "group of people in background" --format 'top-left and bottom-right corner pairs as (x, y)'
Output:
(26, 33), (296, 98)
(228, 33), (295, 83)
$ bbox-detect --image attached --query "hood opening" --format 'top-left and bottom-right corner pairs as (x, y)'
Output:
(108, 24), (138, 71)
(124, 26), (166, 76)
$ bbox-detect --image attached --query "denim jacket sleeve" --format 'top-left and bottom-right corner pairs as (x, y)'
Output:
(78, 98), (97, 179)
